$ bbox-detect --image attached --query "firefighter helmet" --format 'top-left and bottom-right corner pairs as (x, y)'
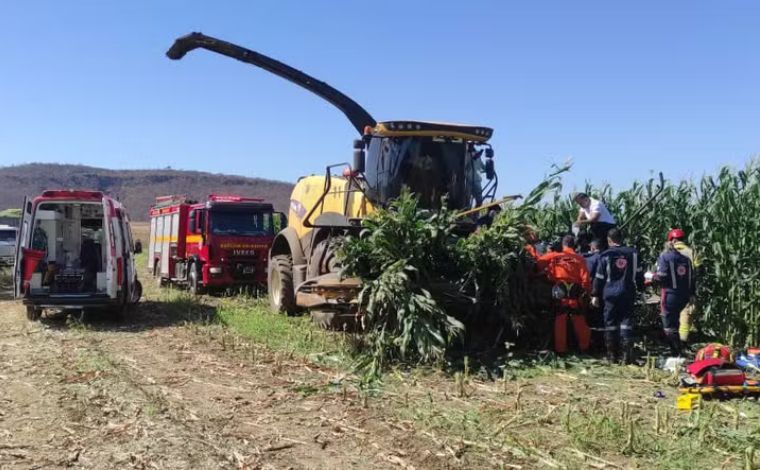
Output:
(667, 228), (686, 241)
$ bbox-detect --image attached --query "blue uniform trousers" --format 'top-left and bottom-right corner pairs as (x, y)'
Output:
(603, 296), (634, 340)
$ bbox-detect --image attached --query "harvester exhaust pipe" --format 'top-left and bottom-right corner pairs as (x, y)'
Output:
(166, 32), (377, 135)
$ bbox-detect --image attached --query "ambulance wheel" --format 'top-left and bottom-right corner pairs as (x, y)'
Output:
(189, 263), (204, 296)
(26, 306), (42, 322)
(131, 280), (143, 304)
(268, 255), (297, 315)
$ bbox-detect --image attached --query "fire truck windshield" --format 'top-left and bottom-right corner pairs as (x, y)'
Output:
(209, 210), (273, 237)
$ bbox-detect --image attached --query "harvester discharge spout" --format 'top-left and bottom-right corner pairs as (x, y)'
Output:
(166, 32), (376, 135)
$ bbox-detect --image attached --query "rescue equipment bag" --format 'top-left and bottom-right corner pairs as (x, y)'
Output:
(695, 343), (734, 362)
(686, 359), (746, 386)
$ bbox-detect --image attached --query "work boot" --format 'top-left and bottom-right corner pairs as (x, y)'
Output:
(667, 333), (682, 357)
(620, 339), (634, 365)
(604, 332), (618, 364)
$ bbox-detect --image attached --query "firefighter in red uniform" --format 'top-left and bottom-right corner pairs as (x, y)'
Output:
(537, 235), (592, 353)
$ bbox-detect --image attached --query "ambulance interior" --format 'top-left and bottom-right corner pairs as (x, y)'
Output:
(28, 202), (108, 295)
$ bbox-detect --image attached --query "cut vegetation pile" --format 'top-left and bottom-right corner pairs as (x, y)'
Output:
(339, 167), (568, 379)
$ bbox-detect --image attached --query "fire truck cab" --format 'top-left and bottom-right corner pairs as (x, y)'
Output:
(149, 194), (278, 294)
(13, 190), (142, 321)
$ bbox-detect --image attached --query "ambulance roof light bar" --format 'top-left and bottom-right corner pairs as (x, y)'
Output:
(40, 190), (105, 200)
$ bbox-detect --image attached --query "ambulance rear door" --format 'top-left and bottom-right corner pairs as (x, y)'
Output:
(13, 196), (33, 298)
(103, 196), (119, 299)
(117, 208), (138, 303)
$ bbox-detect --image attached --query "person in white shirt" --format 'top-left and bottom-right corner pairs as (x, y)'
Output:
(574, 193), (617, 250)
(470, 148), (486, 206)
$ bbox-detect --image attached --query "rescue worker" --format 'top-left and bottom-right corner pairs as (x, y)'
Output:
(31, 220), (48, 253)
(592, 229), (644, 364)
(584, 239), (602, 275)
(652, 230), (695, 356)
(523, 225), (540, 259)
(31, 220), (52, 284)
(667, 228), (700, 346)
(583, 239), (605, 350)
(574, 193), (617, 250)
(537, 234), (592, 354)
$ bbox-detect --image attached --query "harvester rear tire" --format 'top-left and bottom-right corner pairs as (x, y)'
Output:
(268, 255), (297, 315)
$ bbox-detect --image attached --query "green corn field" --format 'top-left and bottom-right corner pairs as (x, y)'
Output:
(538, 160), (760, 347)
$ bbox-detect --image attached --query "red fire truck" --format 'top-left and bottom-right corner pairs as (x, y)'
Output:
(148, 194), (280, 294)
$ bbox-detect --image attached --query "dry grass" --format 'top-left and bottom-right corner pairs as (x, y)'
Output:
(378, 361), (760, 469)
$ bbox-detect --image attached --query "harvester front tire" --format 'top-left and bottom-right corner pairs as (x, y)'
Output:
(269, 255), (297, 315)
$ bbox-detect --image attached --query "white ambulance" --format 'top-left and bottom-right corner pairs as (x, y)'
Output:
(13, 190), (142, 321)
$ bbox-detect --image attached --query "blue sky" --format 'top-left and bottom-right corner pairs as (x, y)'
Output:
(1, 1), (758, 196)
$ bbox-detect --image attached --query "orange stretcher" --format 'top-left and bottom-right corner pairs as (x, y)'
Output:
(678, 383), (760, 396)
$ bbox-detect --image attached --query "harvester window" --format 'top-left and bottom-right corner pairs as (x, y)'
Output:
(364, 136), (471, 210)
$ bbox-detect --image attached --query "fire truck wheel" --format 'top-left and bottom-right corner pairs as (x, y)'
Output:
(189, 262), (204, 296)
(268, 255), (297, 315)
(25, 306), (42, 322)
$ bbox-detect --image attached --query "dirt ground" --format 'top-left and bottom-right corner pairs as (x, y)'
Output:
(2, 262), (757, 469)
(0, 284), (453, 469)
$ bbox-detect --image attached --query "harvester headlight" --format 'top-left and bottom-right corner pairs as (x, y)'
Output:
(209, 266), (223, 274)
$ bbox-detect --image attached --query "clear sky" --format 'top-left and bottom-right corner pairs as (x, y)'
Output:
(1, 1), (758, 196)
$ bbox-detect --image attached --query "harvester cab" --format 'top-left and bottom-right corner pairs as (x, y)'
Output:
(166, 32), (500, 321)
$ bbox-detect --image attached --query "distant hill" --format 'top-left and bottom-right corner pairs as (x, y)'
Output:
(0, 164), (293, 221)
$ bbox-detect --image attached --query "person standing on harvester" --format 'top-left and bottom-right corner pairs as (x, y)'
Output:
(592, 229), (643, 364)
(574, 193), (617, 250)
(652, 230), (695, 357)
